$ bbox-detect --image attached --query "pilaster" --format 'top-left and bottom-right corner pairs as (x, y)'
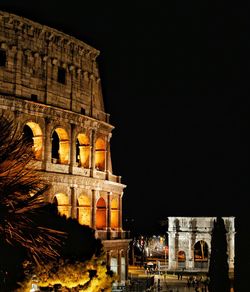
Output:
(91, 189), (96, 229)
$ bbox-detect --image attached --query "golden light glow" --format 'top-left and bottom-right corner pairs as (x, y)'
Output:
(96, 197), (106, 229)
(26, 122), (43, 159)
(54, 193), (70, 218)
(54, 128), (69, 164)
(78, 194), (91, 226)
(95, 138), (105, 170)
(77, 133), (90, 167)
(111, 198), (119, 229)
(17, 253), (114, 291)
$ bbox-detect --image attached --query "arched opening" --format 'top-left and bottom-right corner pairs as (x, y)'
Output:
(96, 197), (106, 230)
(177, 250), (186, 269)
(95, 137), (105, 171)
(51, 128), (69, 164)
(77, 194), (91, 226)
(111, 197), (119, 229)
(76, 133), (90, 167)
(53, 193), (70, 218)
(120, 250), (126, 281)
(23, 122), (43, 160)
(194, 240), (208, 269)
(110, 254), (118, 275)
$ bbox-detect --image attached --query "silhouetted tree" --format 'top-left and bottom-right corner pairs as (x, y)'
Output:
(19, 204), (114, 291)
(0, 116), (64, 291)
(0, 116), (114, 291)
(208, 216), (230, 292)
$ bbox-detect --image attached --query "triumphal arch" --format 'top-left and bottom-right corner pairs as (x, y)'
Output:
(168, 217), (235, 273)
(0, 10), (130, 283)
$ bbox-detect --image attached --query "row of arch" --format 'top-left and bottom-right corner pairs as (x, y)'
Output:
(177, 240), (209, 269)
(54, 193), (119, 229)
(23, 121), (107, 170)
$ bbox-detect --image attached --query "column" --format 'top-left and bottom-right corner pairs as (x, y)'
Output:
(91, 189), (96, 229)
(105, 133), (112, 178)
(126, 248), (130, 280)
(117, 250), (122, 282)
(104, 135), (108, 172)
(42, 117), (52, 170)
(69, 124), (76, 173)
(168, 232), (176, 270)
(119, 193), (123, 231)
(70, 187), (77, 219)
(228, 231), (235, 271)
(187, 233), (194, 269)
(107, 192), (111, 232)
(106, 250), (111, 271)
(90, 130), (96, 176)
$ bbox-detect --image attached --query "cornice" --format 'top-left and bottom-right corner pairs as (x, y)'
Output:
(44, 171), (126, 193)
(0, 94), (114, 132)
(0, 10), (100, 61)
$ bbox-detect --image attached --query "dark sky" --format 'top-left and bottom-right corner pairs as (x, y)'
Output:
(0, 1), (249, 234)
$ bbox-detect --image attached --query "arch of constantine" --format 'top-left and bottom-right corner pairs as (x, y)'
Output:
(168, 217), (235, 273)
(0, 10), (130, 283)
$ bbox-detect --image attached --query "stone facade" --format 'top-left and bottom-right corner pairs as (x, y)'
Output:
(0, 10), (130, 283)
(168, 217), (235, 273)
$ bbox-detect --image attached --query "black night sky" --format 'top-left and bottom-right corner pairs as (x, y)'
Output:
(0, 1), (249, 284)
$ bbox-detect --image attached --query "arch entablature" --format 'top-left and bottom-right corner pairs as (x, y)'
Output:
(48, 186), (70, 202)
(97, 191), (108, 203)
(53, 192), (70, 218)
(193, 235), (211, 251)
(76, 189), (91, 200)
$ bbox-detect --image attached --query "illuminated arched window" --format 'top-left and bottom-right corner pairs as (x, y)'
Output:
(111, 197), (119, 229)
(95, 137), (105, 171)
(194, 240), (209, 269)
(96, 197), (106, 230)
(177, 250), (186, 269)
(53, 193), (70, 218)
(76, 133), (90, 167)
(23, 122), (43, 160)
(78, 194), (91, 226)
(51, 128), (69, 164)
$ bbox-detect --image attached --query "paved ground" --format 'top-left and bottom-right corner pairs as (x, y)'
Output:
(128, 265), (234, 292)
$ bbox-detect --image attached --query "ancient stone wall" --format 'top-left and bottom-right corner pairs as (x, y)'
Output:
(0, 11), (106, 121)
(0, 10), (130, 283)
(168, 217), (235, 272)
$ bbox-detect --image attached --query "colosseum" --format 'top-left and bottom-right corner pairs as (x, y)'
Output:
(0, 10), (130, 283)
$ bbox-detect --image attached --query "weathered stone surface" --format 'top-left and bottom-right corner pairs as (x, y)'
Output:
(168, 216), (235, 273)
(0, 10), (130, 283)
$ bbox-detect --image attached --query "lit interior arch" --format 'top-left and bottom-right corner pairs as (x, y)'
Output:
(76, 133), (90, 167)
(52, 127), (69, 164)
(95, 137), (105, 171)
(194, 240), (209, 269)
(23, 122), (43, 159)
(96, 197), (106, 229)
(53, 193), (70, 218)
(111, 197), (119, 229)
(177, 250), (186, 268)
(78, 194), (91, 226)
(194, 240), (208, 261)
